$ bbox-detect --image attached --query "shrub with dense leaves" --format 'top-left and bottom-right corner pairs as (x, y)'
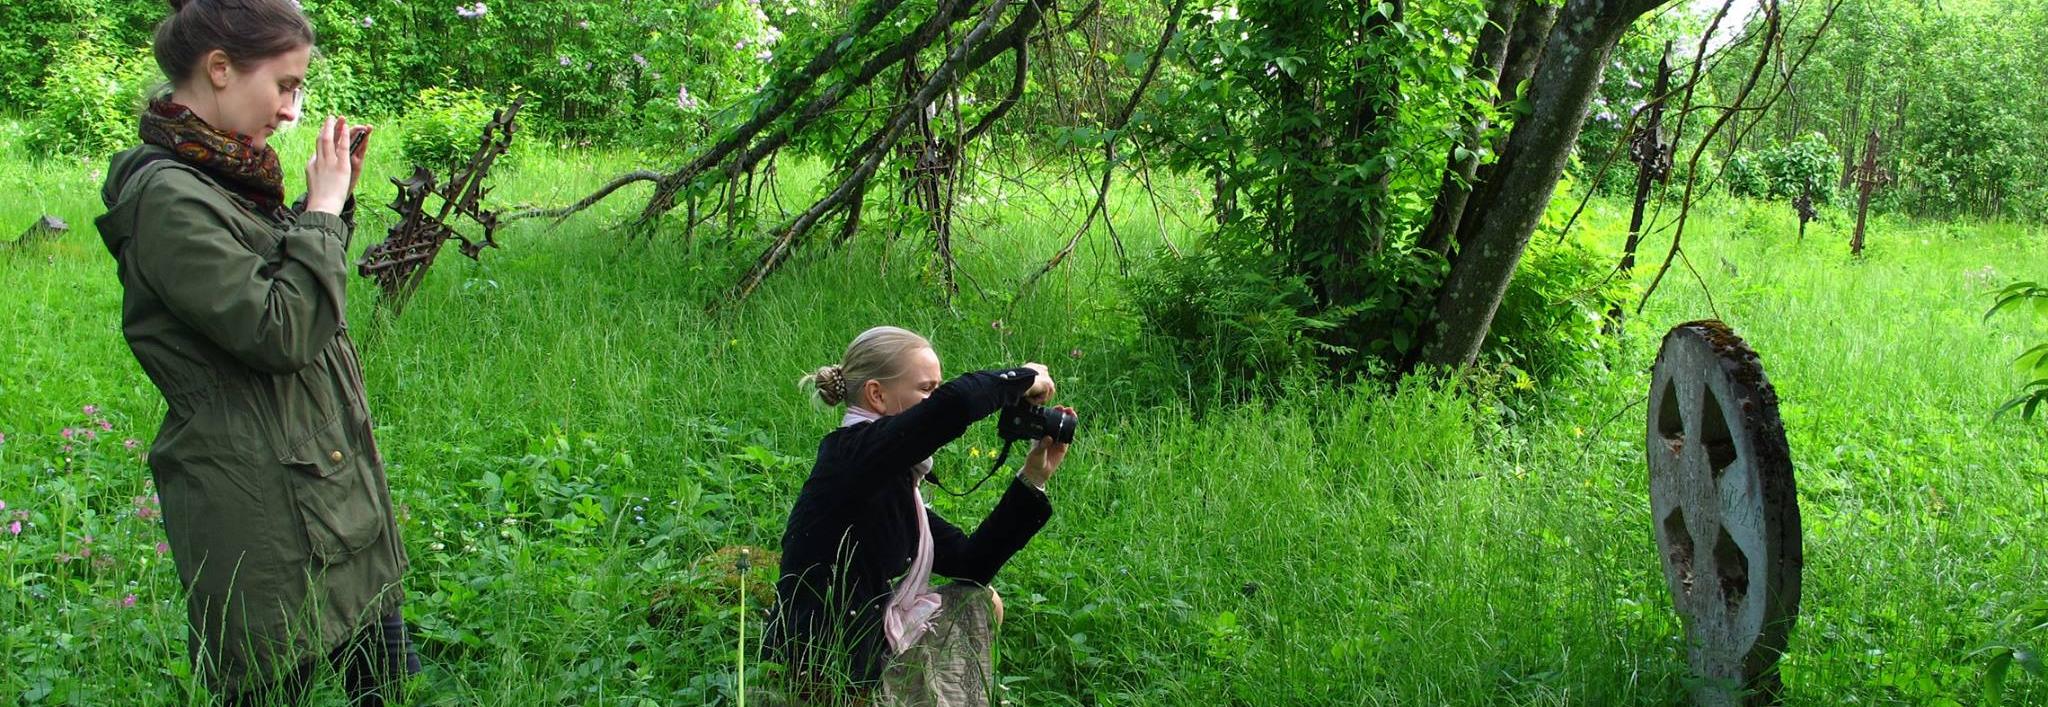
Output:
(1724, 134), (1837, 205)
(26, 41), (160, 159)
(399, 87), (498, 173)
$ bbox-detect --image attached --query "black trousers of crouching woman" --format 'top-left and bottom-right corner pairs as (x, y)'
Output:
(223, 612), (421, 707)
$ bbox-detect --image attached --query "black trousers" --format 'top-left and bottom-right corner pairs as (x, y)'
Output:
(225, 613), (421, 707)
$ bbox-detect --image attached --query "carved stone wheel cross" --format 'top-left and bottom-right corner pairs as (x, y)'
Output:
(1647, 320), (1803, 706)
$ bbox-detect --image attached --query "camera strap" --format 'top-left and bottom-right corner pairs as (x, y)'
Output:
(928, 439), (1022, 498)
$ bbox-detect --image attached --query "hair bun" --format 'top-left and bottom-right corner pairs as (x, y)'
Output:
(809, 365), (849, 406)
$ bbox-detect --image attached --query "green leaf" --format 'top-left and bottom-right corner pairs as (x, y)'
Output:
(1986, 649), (2013, 705)
(2018, 646), (2044, 675)
(2014, 343), (2048, 374)
(1122, 50), (1151, 72)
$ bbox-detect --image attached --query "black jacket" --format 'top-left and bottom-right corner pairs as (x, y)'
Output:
(766, 367), (1053, 686)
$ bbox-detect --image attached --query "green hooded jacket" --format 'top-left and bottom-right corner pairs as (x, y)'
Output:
(94, 144), (408, 691)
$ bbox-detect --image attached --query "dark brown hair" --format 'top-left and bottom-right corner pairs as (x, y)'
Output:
(153, 0), (315, 85)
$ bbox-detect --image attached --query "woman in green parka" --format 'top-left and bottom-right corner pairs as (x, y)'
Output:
(93, 1), (416, 703)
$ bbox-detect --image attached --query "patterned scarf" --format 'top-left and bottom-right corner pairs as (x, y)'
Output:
(840, 405), (944, 655)
(139, 97), (289, 219)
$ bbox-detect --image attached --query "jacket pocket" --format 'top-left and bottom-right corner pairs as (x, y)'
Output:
(280, 417), (385, 565)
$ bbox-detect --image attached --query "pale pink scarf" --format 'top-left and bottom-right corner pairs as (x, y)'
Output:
(842, 405), (943, 654)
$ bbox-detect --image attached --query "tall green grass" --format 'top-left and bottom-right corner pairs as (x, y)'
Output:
(2, 119), (2044, 704)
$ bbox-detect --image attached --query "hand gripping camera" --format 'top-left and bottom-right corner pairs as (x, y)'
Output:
(931, 401), (1077, 497)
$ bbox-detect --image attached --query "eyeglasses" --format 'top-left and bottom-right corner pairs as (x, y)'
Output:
(281, 82), (306, 113)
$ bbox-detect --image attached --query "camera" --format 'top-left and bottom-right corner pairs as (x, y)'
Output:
(997, 402), (1076, 444)
(937, 401), (1076, 498)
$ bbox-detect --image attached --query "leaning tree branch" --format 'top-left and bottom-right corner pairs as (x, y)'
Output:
(724, 0), (1019, 304)
(498, 0), (915, 226)
(1031, 0), (1100, 43)
(963, 42), (1029, 145)
(501, 170), (663, 223)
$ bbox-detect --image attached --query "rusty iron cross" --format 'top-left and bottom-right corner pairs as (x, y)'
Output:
(356, 97), (526, 308)
(1629, 121), (1676, 184)
(1853, 130), (1892, 193)
(1849, 130), (1888, 257)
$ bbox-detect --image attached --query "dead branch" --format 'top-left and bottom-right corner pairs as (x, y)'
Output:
(724, 0), (1019, 304)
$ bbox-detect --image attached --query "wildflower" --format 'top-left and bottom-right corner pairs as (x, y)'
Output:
(83, 405), (98, 416)
(456, 2), (488, 19)
(756, 48), (774, 62)
(677, 83), (700, 110)
(362, 16), (374, 27)
(122, 594), (137, 608)
(736, 39), (749, 51)
(578, 19), (591, 29)
(632, 53), (648, 68)
(0, 500), (5, 512)
(99, 420), (112, 432)
(560, 56), (573, 67)
(125, 439), (140, 450)
(156, 542), (169, 556)
(61, 428), (76, 440)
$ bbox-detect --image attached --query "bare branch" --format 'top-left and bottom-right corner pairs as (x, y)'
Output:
(502, 170), (663, 223)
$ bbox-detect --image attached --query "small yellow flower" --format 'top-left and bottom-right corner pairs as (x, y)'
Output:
(970, 447), (984, 459)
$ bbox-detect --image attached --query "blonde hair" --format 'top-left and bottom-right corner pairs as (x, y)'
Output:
(801, 326), (932, 408)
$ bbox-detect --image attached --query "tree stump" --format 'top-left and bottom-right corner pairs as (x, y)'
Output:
(1647, 320), (1803, 705)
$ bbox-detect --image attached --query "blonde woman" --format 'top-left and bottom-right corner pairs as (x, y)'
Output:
(768, 326), (1073, 703)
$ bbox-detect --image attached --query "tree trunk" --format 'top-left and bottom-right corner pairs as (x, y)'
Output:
(1279, 0), (1403, 308)
(1419, 0), (1523, 256)
(1449, 0), (1559, 258)
(1417, 0), (1674, 371)
(1838, 65), (1861, 191)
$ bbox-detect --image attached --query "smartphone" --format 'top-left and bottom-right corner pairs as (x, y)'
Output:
(348, 128), (368, 158)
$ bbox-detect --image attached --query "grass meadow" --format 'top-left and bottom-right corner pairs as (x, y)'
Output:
(2, 119), (2045, 705)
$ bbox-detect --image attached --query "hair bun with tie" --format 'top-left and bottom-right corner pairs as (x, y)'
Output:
(806, 364), (849, 406)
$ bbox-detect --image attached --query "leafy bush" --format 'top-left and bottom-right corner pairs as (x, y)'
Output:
(26, 42), (160, 158)
(1124, 226), (1346, 400)
(1724, 134), (1837, 205)
(0, 0), (159, 108)
(1758, 133), (1838, 204)
(1988, 281), (2048, 421)
(399, 87), (497, 172)
(1485, 237), (1629, 380)
(1724, 152), (1769, 200)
